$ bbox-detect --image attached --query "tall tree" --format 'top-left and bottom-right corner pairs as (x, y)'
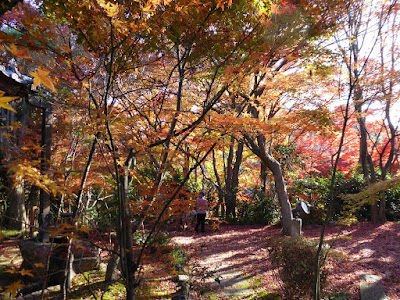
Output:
(0, 0), (352, 297)
(334, 0), (399, 223)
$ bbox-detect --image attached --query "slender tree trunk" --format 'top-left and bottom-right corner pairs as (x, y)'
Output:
(212, 150), (225, 217)
(38, 106), (53, 242)
(73, 133), (99, 217)
(224, 138), (243, 220)
(231, 141), (243, 215)
(225, 140), (235, 219)
(116, 152), (137, 300)
(354, 85), (381, 223)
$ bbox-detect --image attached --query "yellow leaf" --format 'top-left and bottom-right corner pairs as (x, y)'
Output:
(11, 121), (22, 128)
(20, 268), (34, 277)
(29, 69), (56, 92)
(5, 43), (31, 59)
(98, 0), (120, 17)
(0, 90), (18, 113)
(142, 1), (153, 12)
(5, 280), (24, 297)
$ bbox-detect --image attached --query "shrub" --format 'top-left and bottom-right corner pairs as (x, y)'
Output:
(236, 188), (280, 225)
(292, 171), (367, 224)
(268, 237), (329, 299)
(385, 187), (400, 221)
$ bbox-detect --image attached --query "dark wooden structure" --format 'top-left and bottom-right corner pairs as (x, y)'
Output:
(1, 62), (53, 241)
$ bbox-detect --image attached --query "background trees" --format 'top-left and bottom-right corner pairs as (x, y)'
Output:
(333, 0), (400, 223)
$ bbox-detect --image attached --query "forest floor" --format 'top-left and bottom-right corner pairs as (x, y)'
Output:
(0, 222), (399, 299)
(170, 222), (400, 299)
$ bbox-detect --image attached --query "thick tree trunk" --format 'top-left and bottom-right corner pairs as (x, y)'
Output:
(260, 161), (268, 194)
(5, 178), (26, 230)
(378, 197), (387, 223)
(1, 101), (27, 231)
(245, 134), (295, 236)
(263, 153), (293, 236)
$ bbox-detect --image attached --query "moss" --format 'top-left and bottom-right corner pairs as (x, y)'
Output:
(249, 291), (282, 300)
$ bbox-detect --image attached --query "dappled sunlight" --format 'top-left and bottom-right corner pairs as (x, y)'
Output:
(171, 222), (400, 299)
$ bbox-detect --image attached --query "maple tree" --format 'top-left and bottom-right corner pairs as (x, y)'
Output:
(0, 0), (312, 297)
(333, 0), (400, 223)
(1, 0), (399, 299)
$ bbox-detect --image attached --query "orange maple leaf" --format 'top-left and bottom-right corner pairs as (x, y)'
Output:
(217, 0), (233, 9)
(5, 268), (19, 274)
(0, 90), (18, 113)
(271, 3), (279, 14)
(5, 280), (24, 297)
(20, 268), (34, 277)
(34, 262), (46, 268)
(29, 69), (56, 92)
(5, 43), (31, 59)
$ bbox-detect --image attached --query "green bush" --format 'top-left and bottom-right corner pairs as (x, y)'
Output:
(385, 187), (400, 221)
(292, 171), (367, 224)
(268, 237), (329, 299)
(236, 188), (280, 225)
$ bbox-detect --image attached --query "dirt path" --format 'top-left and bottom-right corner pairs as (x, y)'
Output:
(171, 222), (400, 299)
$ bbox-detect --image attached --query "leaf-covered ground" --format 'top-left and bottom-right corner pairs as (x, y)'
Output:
(171, 222), (400, 299)
(1, 222), (399, 299)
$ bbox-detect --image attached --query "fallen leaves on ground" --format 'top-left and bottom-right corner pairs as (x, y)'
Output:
(171, 222), (400, 299)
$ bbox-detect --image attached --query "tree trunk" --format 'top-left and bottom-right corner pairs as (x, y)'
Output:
(5, 178), (26, 230)
(105, 239), (120, 282)
(224, 138), (243, 220)
(212, 150), (225, 218)
(378, 195), (387, 223)
(38, 106), (53, 242)
(245, 134), (294, 236)
(1, 101), (27, 231)
(118, 154), (137, 300)
(225, 140), (235, 219)
(264, 153), (293, 236)
(260, 161), (268, 194)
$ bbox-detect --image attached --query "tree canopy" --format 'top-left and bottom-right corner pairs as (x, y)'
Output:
(0, 0), (399, 299)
